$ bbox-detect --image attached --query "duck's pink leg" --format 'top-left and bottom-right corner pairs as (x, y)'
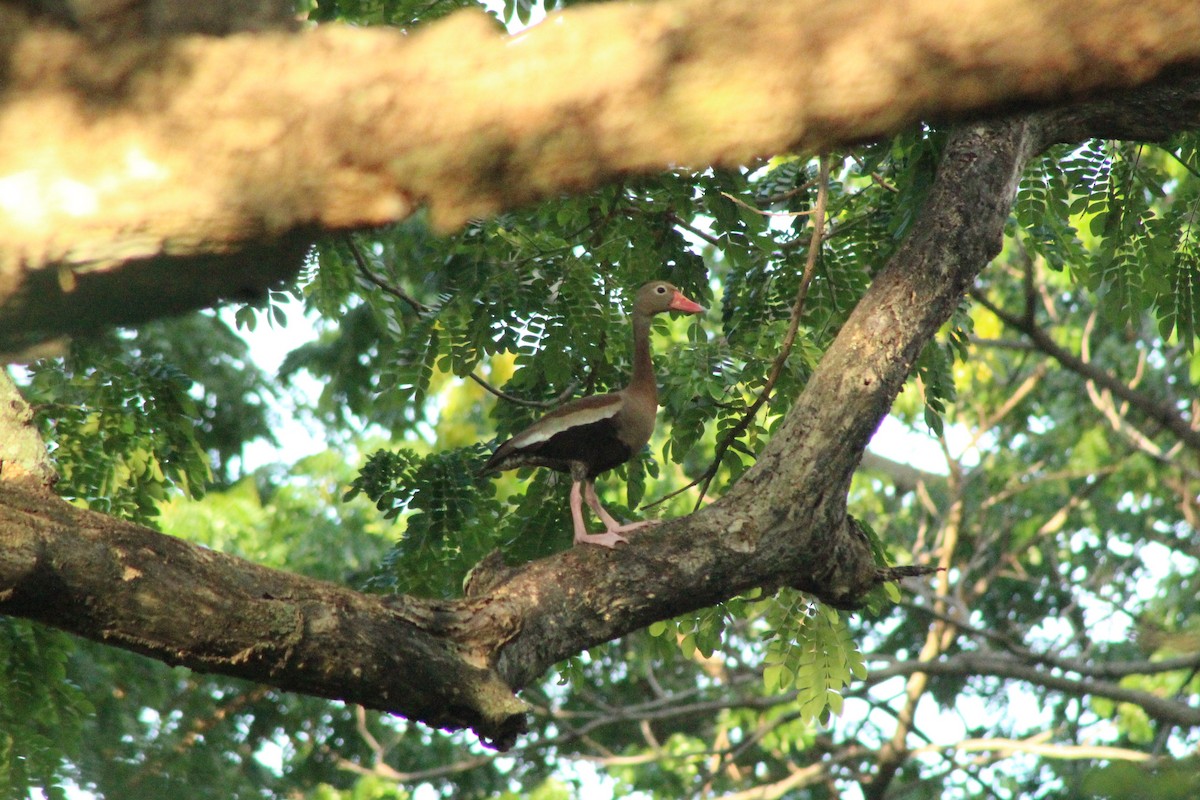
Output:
(570, 481), (629, 548)
(584, 481), (658, 538)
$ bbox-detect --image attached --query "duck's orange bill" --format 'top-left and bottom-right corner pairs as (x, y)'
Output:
(669, 291), (704, 314)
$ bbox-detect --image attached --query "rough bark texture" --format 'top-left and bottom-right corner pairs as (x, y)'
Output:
(0, 477), (527, 744)
(0, 373), (56, 484)
(5, 0), (1200, 354)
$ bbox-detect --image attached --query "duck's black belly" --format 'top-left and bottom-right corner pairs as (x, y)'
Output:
(529, 417), (634, 478)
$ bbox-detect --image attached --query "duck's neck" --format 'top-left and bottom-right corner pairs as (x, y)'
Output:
(627, 311), (658, 405)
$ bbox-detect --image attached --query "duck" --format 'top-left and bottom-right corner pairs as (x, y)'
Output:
(480, 280), (703, 547)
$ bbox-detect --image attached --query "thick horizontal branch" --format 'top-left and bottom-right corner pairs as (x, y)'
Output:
(5, 0), (1200, 351)
(0, 478), (531, 747)
(0, 469), (879, 749)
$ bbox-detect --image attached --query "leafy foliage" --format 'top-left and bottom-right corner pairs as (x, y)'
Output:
(22, 314), (278, 515)
(0, 620), (91, 800)
(25, 339), (210, 523)
(347, 445), (502, 596)
(1018, 139), (1200, 351)
(762, 598), (867, 725)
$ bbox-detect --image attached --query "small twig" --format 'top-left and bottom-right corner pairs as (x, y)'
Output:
(1165, 144), (1200, 181)
(345, 235), (580, 409)
(666, 211), (724, 248)
(720, 191), (818, 218)
(910, 735), (1154, 764)
(354, 704), (388, 766)
(874, 565), (944, 585)
(849, 153), (901, 194)
(469, 372), (581, 409)
(645, 154), (833, 511)
(761, 176), (820, 206)
(31, 401), (94, 414)
(344, 234), (429, 314)
(970, 286), (1200, 453)
(967, 362), (1048, 452)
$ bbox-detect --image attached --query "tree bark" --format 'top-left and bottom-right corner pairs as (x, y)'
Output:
(0, 476), (529, 745)
(5, 0), (1200, 354)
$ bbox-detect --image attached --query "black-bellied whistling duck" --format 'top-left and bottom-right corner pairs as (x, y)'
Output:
(480, 281), (704, 547)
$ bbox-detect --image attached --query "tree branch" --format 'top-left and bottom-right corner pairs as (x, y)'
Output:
(868, 652), (1200, 728)
(6, 0), (1200, 352)
(903, 600), (1200, 680)
(0, 477), (531, 746)
(346, 235), (428, 315)
(913, 735), (1154, 764)
(969, 288), (1200, 453)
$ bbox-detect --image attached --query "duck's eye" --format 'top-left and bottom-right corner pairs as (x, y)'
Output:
(655, 285), (667, 294)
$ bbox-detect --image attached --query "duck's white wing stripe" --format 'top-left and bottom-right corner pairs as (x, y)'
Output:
(509, 402), (621, 449)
